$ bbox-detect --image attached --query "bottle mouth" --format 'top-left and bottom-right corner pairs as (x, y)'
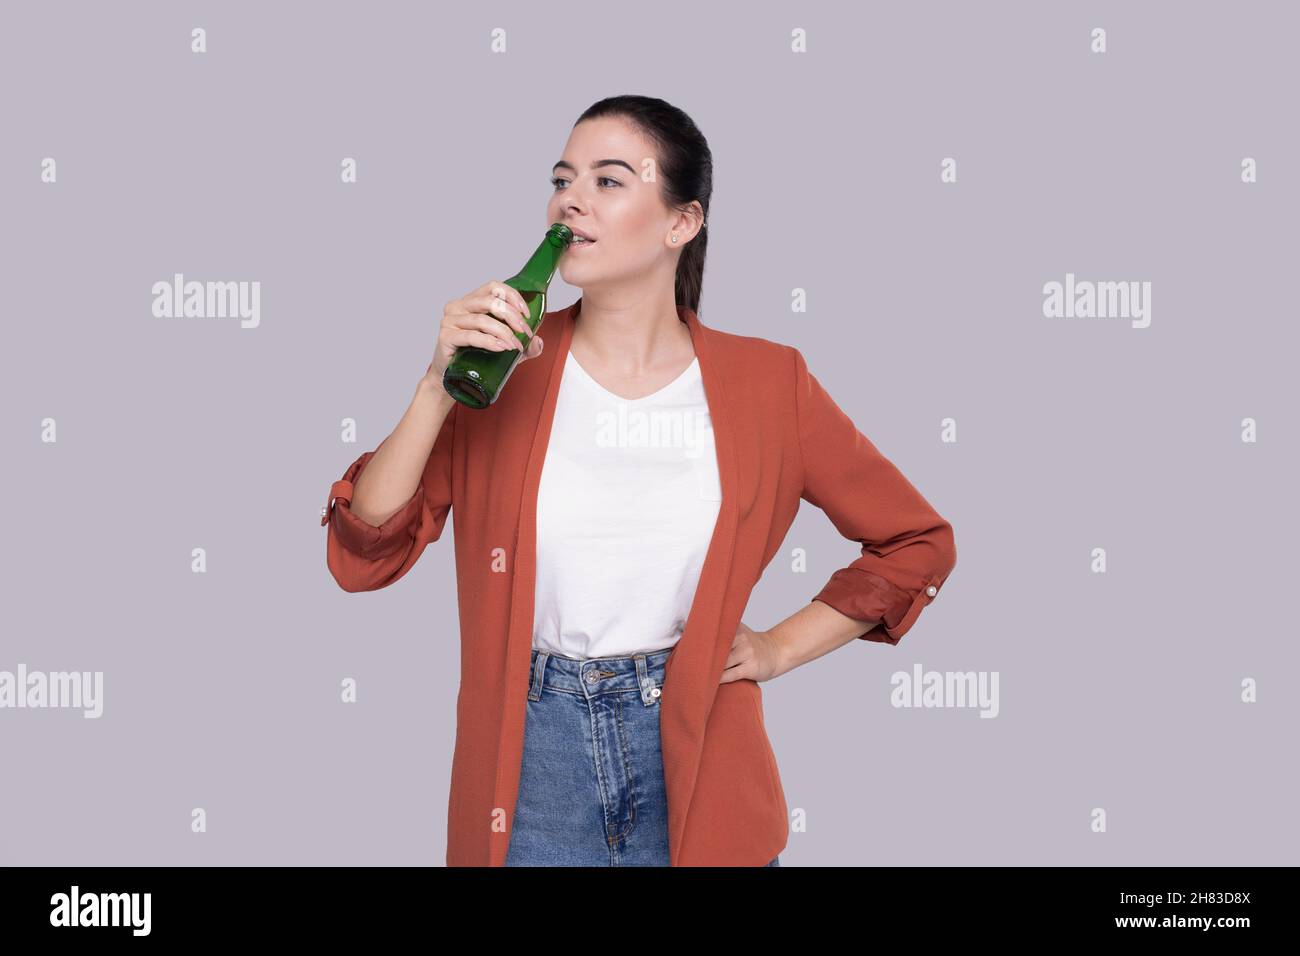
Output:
(549, 223), (574, 248)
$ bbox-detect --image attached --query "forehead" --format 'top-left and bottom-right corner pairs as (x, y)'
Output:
(562, 116), (653, 161)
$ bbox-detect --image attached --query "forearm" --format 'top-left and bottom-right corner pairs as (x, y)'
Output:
(769, 600), (882, 676)
(349, 378), (456, 526)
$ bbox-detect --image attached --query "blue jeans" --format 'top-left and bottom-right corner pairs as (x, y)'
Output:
(505, 646), (782, 868)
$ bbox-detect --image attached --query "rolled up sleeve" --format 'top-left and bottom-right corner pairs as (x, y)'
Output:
(792, 348), (956, 645)
(322, 401), (458, 593)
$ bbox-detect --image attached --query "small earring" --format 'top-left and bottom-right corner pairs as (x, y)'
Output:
(671, 234), (678, 243)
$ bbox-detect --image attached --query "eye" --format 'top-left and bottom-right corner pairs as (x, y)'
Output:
(550, 176), (622, 190)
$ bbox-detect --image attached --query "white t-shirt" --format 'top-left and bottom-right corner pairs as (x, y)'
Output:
(532, 349), (722, 659)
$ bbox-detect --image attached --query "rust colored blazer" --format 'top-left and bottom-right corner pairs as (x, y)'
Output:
(322, 298), (957, 866)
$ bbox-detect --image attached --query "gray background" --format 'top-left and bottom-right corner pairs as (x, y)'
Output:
(2, 0), (1296, 865)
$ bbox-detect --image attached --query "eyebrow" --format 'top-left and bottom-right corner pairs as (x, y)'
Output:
(552, 158), (636, 175)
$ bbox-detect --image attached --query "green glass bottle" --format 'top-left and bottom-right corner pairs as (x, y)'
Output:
(442, 223), (574, 409)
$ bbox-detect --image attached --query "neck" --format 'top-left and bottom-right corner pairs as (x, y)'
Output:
(570, 291), (693, 375)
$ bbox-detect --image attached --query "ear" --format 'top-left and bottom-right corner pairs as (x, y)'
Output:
(671, 202), (706, 244)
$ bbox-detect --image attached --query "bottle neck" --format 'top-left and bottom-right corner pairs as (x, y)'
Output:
(513, 231), (569, 290)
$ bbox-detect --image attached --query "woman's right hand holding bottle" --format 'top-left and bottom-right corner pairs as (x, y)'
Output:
(421, 280), (545, 390)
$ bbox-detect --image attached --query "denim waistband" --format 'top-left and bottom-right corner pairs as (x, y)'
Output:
(526, 646), (673, 705)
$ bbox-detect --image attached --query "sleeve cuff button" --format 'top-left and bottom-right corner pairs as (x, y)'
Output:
(926, 585), (938, 597)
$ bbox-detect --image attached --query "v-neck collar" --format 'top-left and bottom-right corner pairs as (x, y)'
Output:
(499, 295), (743, 866)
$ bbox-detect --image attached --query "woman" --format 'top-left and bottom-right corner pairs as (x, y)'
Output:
(322, 95), (957, 867)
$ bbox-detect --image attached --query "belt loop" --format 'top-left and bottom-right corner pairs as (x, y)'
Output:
(528, 651), (548, 701)
(634, 653), (659, 707)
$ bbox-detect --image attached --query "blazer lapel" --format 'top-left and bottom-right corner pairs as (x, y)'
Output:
(496, 296), (741, 867)
(662, 303), (742, 865)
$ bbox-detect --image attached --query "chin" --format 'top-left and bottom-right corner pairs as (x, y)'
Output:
(559, 264), (597, 288)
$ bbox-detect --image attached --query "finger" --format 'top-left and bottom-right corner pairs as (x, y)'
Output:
(481, 313), (526, 351)
(474, 278), (508, 301)
(719, 662), (749, 684)
(447, 323), (520, 352)
(451, 310), (526, 351)
(485, 284), (532, 325)
(722, 646), (747, 670)
(475, 294), (532, 338)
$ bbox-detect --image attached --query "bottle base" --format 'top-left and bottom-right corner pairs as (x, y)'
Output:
(443, 373), (490, 409)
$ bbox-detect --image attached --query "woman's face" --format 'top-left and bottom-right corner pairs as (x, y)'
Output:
(547, 116), (681, 291)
